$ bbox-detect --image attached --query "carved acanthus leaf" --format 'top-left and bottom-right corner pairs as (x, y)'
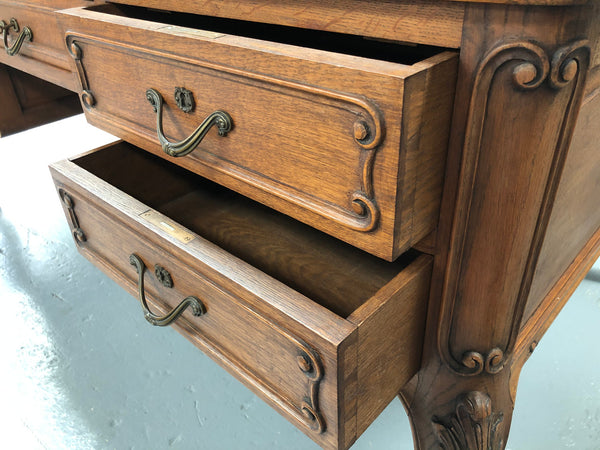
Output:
(433, 391), (504, 450)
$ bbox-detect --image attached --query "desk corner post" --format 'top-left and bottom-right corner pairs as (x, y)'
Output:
(400, 2), (594, 448)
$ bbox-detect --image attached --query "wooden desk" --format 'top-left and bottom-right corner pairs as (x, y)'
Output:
(2, 1), (600, 448)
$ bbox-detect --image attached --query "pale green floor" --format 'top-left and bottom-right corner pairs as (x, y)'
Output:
(0, 115), (599, 449)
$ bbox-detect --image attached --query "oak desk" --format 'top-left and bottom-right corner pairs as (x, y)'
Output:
(1, 0), (599, 448)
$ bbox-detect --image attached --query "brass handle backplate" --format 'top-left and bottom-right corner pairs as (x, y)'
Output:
(146, 88), (233, 157)
(129, 253), (206, 326)
(0, 18), (32, 56)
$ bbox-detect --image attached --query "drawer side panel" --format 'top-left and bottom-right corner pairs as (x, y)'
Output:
(393, 54), (458, 257)
(348, 255), (432, 437)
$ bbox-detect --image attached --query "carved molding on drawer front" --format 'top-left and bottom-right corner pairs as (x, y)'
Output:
(187, 288), (327, 434)
(235, 306), (325, 434)
(295, 347), (325, 433)
(437, 39), (590, 376)
(64, 33), (385, 233)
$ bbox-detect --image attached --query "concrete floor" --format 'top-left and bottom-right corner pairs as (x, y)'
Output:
(0, 114), (599, 449)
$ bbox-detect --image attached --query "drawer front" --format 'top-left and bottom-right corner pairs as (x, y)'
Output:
(0, 0), (100, 90)
(58, 5), (458, 261)
(60, 189), (346, 441)
(49, 142), (432, 449)
(51, 161), (353, 449)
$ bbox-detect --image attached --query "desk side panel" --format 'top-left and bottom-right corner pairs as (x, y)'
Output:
(524, 75), (600, 323)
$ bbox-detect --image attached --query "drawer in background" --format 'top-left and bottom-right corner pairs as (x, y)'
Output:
(102, 0), (466, 48)
(0, 65), (81, 136)
(50, 142), (432, 450)
(0, 0), (102, 90)
(57, 4), (458, 261)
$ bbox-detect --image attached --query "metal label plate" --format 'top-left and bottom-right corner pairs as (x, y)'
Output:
(140, 210), (195, 244)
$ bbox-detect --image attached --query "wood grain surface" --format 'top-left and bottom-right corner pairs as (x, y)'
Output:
(525, 84), (600, 322)
(50, 141), (432, 449)
(58, 4), (458, 260)
(102, 0), (465, 47)
(23, 1), (600, 449)
(401, 3), (595, 449)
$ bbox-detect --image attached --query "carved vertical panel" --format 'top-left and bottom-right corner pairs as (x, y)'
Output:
(401, 5), (594, 450)
(436, 37), (590, 376)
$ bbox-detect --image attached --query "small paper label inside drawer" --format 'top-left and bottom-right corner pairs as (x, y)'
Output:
(140, 210), (195, 244)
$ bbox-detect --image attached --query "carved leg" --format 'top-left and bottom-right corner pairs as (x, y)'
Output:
(400, 361), (516, 449)
(433, 391), (505, 449)
(399, 3), (594, 449)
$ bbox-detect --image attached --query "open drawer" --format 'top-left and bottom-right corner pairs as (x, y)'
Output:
(50, 142), (432, 449)
(57, 3), (458, 261)
(0, 0), (102, 90)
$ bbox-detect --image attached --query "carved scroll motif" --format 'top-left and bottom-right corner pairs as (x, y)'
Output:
(433, 391), (504, 450)
(296, 348), (325, 433)
(438, 40), (590, 376)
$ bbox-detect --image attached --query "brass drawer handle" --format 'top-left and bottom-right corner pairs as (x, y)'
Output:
(146, 88), (233, 157)
(129, 253), (206, 326)
(0, 18), (32, 56)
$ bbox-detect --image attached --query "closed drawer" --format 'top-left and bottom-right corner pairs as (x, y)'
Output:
(58, 4), (458, 261)
(0, 0), (99, 90)
(50, 142), (432, 450)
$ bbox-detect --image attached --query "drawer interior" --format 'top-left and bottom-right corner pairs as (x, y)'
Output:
(74, 143), (418, 318)
(87, 3), (443, 65)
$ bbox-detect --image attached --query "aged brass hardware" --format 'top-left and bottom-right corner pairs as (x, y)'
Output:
(174, 87), (195, 113)
(0, 18), (32, 56)
(129, 253), (206, 326)
(58, 189), (86, 244)
(154, 264), (173, 288)
(145, 88), (233, 157)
